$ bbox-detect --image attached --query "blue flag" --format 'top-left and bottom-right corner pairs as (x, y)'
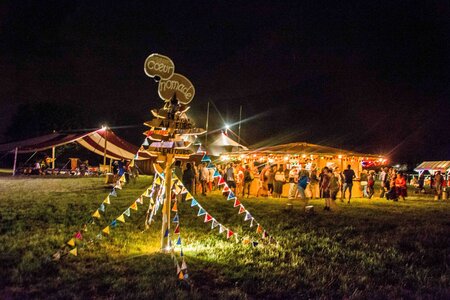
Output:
(227, 191), (235, 201)
(197, 207), (206, 216)
(213, 169), (220, 177)
(191, 199), (199, 207)
(173, 214), (179, 223)
(176, 236), (181, 245)
(111, 220), (117, 228)
(109, 189), (117, 197)
(201, 155), (211, 162)
(164, 229), (169, 237)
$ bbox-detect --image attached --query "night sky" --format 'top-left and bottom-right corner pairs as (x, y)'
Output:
(1, 1), (449, 163)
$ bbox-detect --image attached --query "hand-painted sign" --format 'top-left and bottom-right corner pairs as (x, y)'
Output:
(144, 54), (175, 80)
(158, 73), (195, 104)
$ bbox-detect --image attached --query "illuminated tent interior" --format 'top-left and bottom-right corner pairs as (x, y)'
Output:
(414, 161), (450, 176)
(207, 132), (248, 156)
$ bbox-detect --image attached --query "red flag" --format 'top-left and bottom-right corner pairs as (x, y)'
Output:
(218, 176), (225, 185)
(238, 205), (246, 214)
(174, 225), (180, 234)
(227, 229), (234, 239)
(74, 231), (83, 240)
(204, 214), (213, 223)
(222, 185), (230, 193)
(234, 199), (241, 207)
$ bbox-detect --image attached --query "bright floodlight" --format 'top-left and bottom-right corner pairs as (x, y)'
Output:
(224, 124), (230, 130)
(101, 125), (107, 131)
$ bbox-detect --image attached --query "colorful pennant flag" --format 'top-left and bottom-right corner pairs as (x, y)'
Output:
(173, 214), (179, 223)
(109, 189), (117, 197)
(176, 236), (181, 245)
(74, 231), (83, 240)
(197, 207), (206, 216)
(171, 202), (178, 212)
(99, 203), (105, 212)
(252, 241), (259, 247)
(164, 229), (169, 237)
(124, 208), (131, 217)
(190, 199), (198, 207)
(92, 209), (101, 219)
(244, 212), (252, 221)
(213, 169), (220, 177)
(181, 260), (187, 270)
(103, 195), (110, 204)
(143, 138), (149, 146)
(201, 154), (211, 162)
(102, 226), (110, 235)
(117, 214), (126, 223)
(130, 202), (138, 211)
(69, 247), (78, 256)
(110, 220), (117, 228)
(262, 231), (268, 238)
(238, 205), (246, 214)
(155, 177), (161, 185)
(186, 192), (193, 201)
(206, 162), (214, 169)
(227, 191), (235, 200)
(250, 218), (254, 227)
(234, 199), (241, 207)
(256, 224), (263, 234)
(218, 176), (225, 185)
(204, 214), (213, 223)
(137, 196), (144, 204)
(67, 238), (75, 247)
(219, 225), (225, 234)
(174, 225), (180, 234)
(227, 229), (234, 239)
(211, 219), (219, 229)
(178, 271), (184, 280)
(222, 185), (230, 193)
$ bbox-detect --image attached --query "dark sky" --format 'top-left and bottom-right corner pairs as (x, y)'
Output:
(0, 1), (449, 163)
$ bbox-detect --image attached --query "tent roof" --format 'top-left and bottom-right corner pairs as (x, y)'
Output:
(0, 129), (154, 160)
(231, 142), (381, 158)
(209, 132), (248, 150)
(414, 161), (450, 173)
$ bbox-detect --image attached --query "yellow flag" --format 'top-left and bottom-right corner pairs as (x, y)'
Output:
(155, 177), (161, 185)
(130, 159), (135, 167)
(178, 270), (184, 280)
(67, 238), (75, 247)
(103, 195), (110, 205)
(117, 214), (126, 223)
(120, 174), (126, 182)
(102, 226), (110, 235)
(69, 247), (78, 256)
(130, 202), (138, 211)
(92, 210), (101, 219)
(186, 193), (193, 201)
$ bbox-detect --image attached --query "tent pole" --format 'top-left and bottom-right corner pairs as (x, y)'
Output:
(205, 101), (210, 147)
(52, 146), (56, 169)
(12, 147), (18, 176)
(103, 128), (108, 171)
(238, 105), (242, 144)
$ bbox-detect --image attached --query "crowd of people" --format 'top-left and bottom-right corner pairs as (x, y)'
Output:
(173, 159), (448, 210)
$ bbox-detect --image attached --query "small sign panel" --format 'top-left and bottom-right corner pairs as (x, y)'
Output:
(144, 54), (175, 80)
(158, 73), (195, 104)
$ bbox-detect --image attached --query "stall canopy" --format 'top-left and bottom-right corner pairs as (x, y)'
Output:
(208, 132), (248, 156)
(0, 128), (154, 160)
(414, 161), (450, 175)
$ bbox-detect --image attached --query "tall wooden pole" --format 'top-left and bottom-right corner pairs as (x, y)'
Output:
(205, 101), (210, 147)
(12, 147), (18, 176)
(103, 128), (108, 171)
(161, 152), (174, 252)
(238, 105), (242, 144)
(52, 147), (56, 170)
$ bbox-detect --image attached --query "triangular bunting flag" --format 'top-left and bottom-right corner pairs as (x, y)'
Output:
(142, 137), (149, 146)
(238, 205), (246, 214)
(67, 238), (75, 247)
(174, 225), (180, 234)
(102, 226), (110, 235)
(111, 220), (117, 228)
(256, 224), (263, 234)
(174, 185), (181, 194)
(180, 249), (184, 257)
(164, 229), (169, 237)
(218, 176), (225, 185)
(137, 196), (144, 204)
(219, 225), (225, 234)
(181, 260), (187, 270)
(74, 231), (83, 240)
(92, 210), (101, 219)
(252, 241), (259, 247)
(109, 189), (117, 197)
(234, 199), (241, 207)
(227, 229), (234, 239)
(244, 212), (252, 221)
(262, 231), (268, 238)
(190, 199), (198, 207)
(173, 214), (179, 223)
(124, 208), (131, 217)
(120, 174), (126, 183)
(206, 162), (214, 169)
(250, 218), (254, 227)
(178, 271), (184, 280)
(211, 219), (219, 229)
(134, 153), (139, 160)
(130, 202), (138, 211)
(177, 263), (181, 274)
(213, 169), (220, 177)
(69, 247), (77, 256)
(180, 187), (188, 194)
(197, 207), (206, 216)
(171, 202), (178, 212)
(155, 177), (161, 185)
(103, 195), (110, 204)
(99, 203), (105, 212)
(117, 214), (126, 223)
(227, 191), (235, 200)
(201, 154), (211, 162)
(204, 214), (213, 223)
(222, 185), (230, 193)
(176, 236), (181, 245)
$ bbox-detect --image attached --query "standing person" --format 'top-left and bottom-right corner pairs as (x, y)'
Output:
(267, 166), (275, 197)
(242, 165), (253, 198)
(433, 171), (445, 200)
(174, 160), (183, 180)
(257, 165), (269, 197)
(288, 167), (299, 200)
(308, 169), (319, 199)
(235, 165), (244, 196)
(321, 168), (331, 210)
(208, 167), (215, 192)
(318, 167), (329, 199)
(395, 172), (407, 200)
(225, 163), (236, 194)
(367, 170), (375, 199)
(334, 167), (344, 202)
(273, 167), (285, 198)
(418, 173), (425, 193)
(182, 163), (195, 200)
(296, 170), (309, 200)
(328, 169), (340, 207)
(342, 164), (356, 203)
(360, 169), (368, 198)
(379, 167), (389, 198)
(200, 163), (210, 196)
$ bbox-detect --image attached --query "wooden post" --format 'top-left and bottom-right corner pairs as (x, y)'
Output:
(12, 147), (18, 176)
(103, 129), (108, 169)
(161, 153), (174, 252)
(52, 147), (56, 170)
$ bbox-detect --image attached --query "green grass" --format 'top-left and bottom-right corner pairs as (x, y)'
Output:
(0, 176), (449, 299)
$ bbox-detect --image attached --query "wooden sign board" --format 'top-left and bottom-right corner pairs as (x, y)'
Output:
(144, 54), (175, 80)
(158, 73), (195, 104)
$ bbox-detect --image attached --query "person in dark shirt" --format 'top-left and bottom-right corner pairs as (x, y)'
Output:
(182, 163), (195, 200)
(342, 165), (356, 203)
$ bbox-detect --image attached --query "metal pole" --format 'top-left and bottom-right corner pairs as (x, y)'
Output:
(205, 101), (210, 147)
(161, 153), (174, 252)
(12, 147), (18, 176)
(238, 105), (242, 144)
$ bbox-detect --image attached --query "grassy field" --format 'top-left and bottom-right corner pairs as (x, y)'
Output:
(0, 175), (449, 299)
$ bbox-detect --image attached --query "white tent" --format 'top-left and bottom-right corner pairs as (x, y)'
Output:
(208, 132), (248, 156)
